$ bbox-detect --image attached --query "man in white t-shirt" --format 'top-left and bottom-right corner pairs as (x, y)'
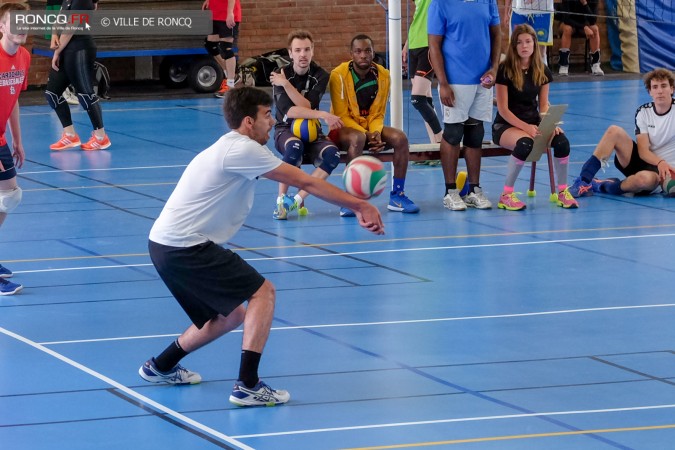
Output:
(569, 68), (675, 197)
(138, 87), (383, 407)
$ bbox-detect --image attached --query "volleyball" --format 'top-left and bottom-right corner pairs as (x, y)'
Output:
(662, 173), (675, 197)
(291, 118), (320, 142)
(343, 156), (388, 199)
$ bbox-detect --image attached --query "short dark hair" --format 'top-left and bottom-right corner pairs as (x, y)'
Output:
(350, 34), (373, 50)
(222, 87), (272, 129)
(644, 68), (675, 92)
(287, 29), (314, 49)
(0, 2), (29, 22)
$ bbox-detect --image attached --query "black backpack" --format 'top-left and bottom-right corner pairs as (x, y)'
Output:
(236, 48), (291, 87)
(94, 61), (111, 99)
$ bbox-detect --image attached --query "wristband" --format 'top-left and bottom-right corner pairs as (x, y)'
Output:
(657, 160), (666, 166)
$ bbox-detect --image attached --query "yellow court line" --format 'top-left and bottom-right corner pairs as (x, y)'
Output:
(5, 223), (675, 264)
(342, 423), (675, 449)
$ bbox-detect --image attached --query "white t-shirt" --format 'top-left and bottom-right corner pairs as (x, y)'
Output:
(512, 0), (554, 14)
(635, 99), (675, 166)
(149, 131), (282, 247)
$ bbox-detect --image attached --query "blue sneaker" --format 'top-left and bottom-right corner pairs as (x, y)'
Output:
(0, 264), (12, 278)
(568, 177), (593, 198)
(272, 194), (298, 220)
(138, 358), (201, 385)
(0, 278), (23, 295)
(339, 207), (356, 217)
(591, 177), (620, 193)
(387, 191), (420, 213)
(229, 379), (290, 407)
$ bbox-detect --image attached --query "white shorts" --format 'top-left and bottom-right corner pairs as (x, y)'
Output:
(440, 84), (493, 124)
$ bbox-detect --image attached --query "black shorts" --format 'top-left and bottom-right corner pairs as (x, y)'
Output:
(148, 240), (265, 329)
(212, 21), (239, 39)
(408, 47), (433, 80)
(615, 141), (658, 177)
(274, 127), (338, 167)
(0, 144), (16, 181)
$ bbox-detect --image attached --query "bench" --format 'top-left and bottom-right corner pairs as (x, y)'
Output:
(309, 142), (556, 199)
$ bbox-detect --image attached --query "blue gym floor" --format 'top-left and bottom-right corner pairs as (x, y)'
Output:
(1, 78), (674, 450)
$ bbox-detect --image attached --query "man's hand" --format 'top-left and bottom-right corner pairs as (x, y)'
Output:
(657, 160), (672, 182)
(51, 51), (61, 71)
(12, 141), (25, 169)
(366, 131), (385, 152)
(583, 25), (595, 40)
(480, 69), (497, 88)
(226, 11), (235, 28)
(321, 112), (344, 131)
(201, 0), (209, 10)
(50, 35), (59, 50)
(356, 202), (385, 235)
(269, 70), (288, 87)
(438, 83), (455, 107)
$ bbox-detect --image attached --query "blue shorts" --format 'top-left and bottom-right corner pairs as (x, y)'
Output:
(510, 12), (553, 46)
(0, 143), (16, 181)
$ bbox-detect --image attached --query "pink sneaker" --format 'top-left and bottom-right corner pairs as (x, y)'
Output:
(557, 188), (579, 209)
(498, 192), (526, 211)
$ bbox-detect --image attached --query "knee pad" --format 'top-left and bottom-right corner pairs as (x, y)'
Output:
(45, 90), (64, 109)
(411, 95), (442, 134)
(551, 133), (570, 158)
(282, 138), (304, 167)
(318, 144), (341, 174)
(512, 137), (534, 161)
(77, 92), (99, 111)
(442, 122), (464, 146)
(217, 41), (235, 60)
(462, 119), (484, 149)
(204, 39), (219, 56)
(0, 187), (22, 213)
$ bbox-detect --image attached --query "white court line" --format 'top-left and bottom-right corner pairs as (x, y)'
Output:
(13, 231), (675, 277)
(0, 326), (254, 450)
(20, 164), (187, 175)
(230, 404), (675, 439)
(39, 302), (675, 346)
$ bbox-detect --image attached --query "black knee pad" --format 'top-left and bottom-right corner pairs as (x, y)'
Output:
(513, 136), (534, 161)
(77, 92), (99, 111)
(318, 144), (341, 174)
(551, 133), (570, 158)
(442, 122), (464, 146)
(282, 138), (304, 167)
(204, 39), (219, 56)
(217, 41), (235, 60)
(44, 90), (63, 109)
(462, 119), (484, 149)
(411, 95), (442, 134)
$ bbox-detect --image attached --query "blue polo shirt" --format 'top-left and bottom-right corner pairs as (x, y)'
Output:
(428, 0), (500, 85)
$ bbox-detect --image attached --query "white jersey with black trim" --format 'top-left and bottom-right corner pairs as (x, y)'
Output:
(635, 99), (675, 165)
(149, 131), (282, 247)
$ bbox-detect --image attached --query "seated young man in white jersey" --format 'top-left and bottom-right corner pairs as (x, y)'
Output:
(569, 68), (675, 197)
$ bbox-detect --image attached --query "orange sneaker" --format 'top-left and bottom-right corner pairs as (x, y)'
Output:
(50, 133), (81, 151)
(214, 80), (229, 98)
(81, 132), (111, 151)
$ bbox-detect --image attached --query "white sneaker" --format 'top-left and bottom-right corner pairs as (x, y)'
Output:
(138, 358), (201, 385)
(443, 189), (467, 211)
(591, 63), (604, 76)
(558, 65), (569, 76)
(63, 86), (79, 105)
(463, 187), (493, 209)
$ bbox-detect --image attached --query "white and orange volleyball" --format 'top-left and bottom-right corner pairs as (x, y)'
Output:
(342, 155), (387, 199)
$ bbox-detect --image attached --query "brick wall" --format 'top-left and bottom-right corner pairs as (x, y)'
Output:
(238, 0), (408, 71)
